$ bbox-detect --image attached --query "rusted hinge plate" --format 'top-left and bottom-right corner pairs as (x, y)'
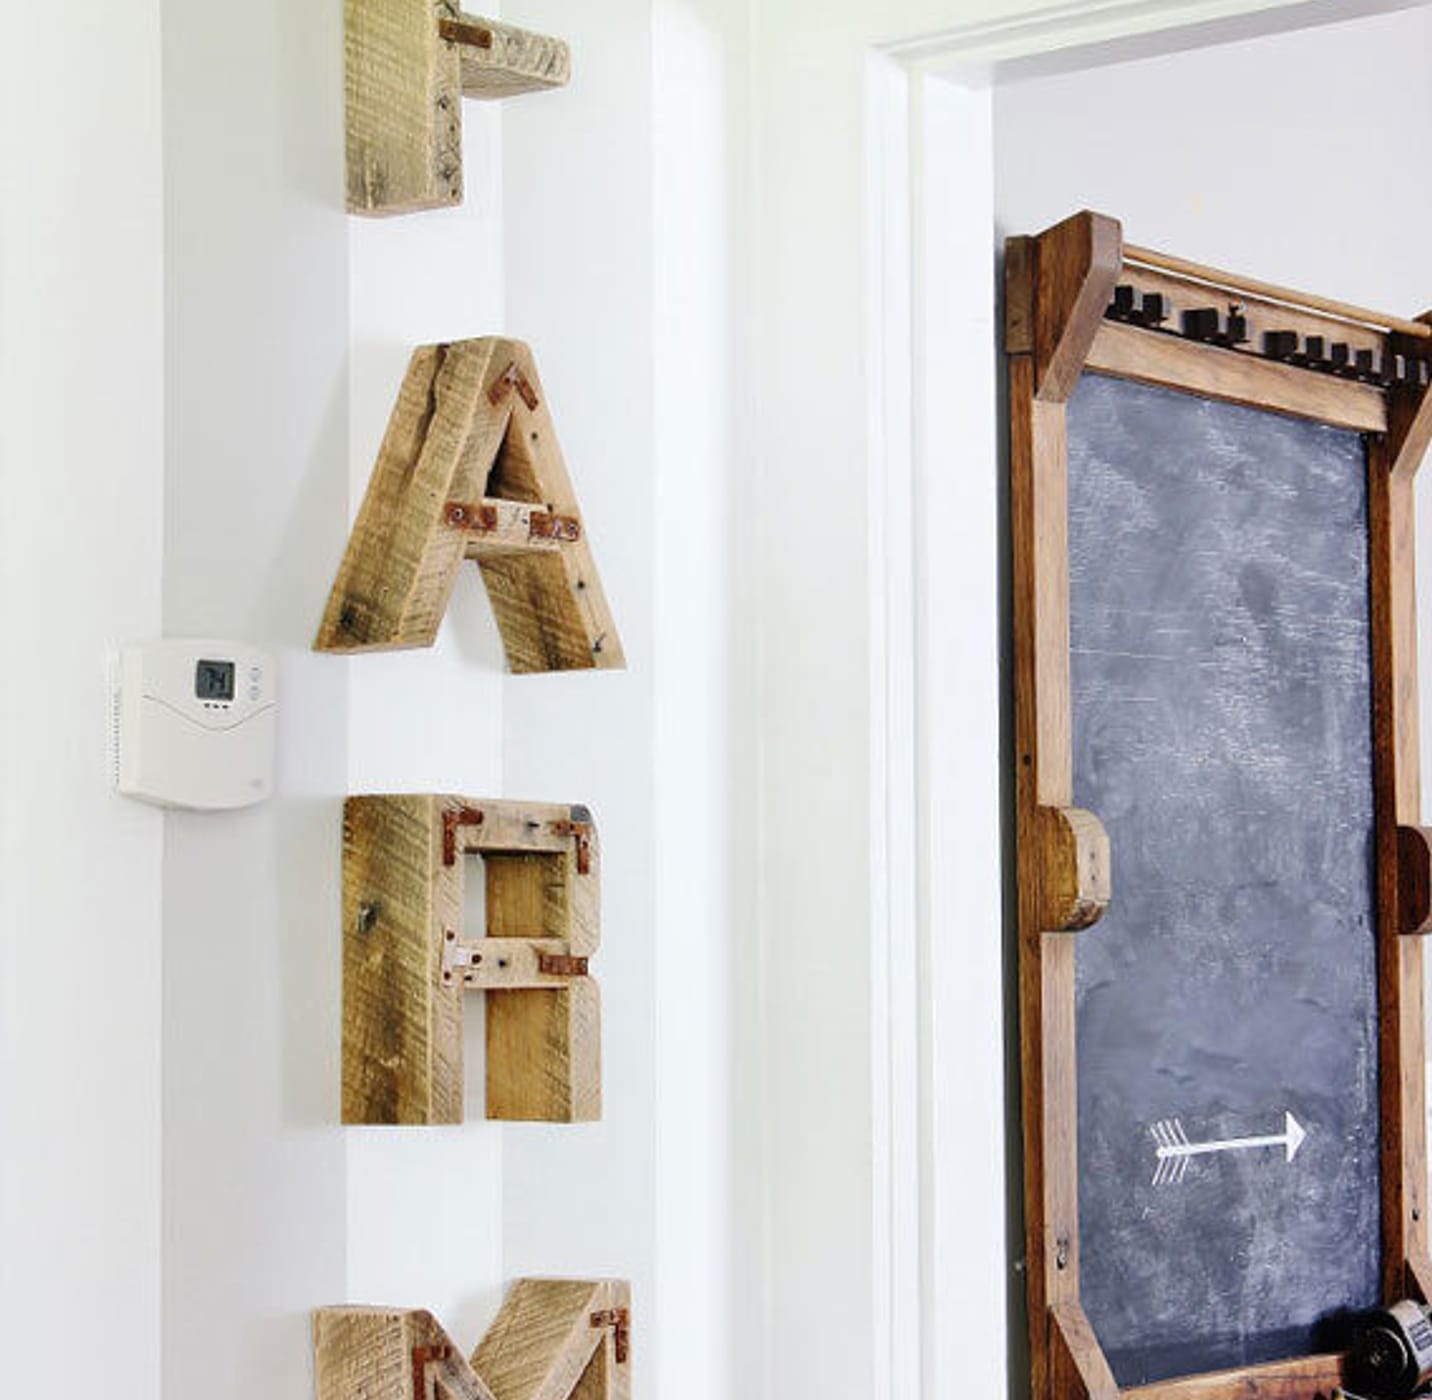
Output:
(528, 510), (581, 542)
(441, 936), (588, 987)
(444, 501), (498, 531)
(488, 360), (539, 411)
(536, 951), (590, 977)
(443, 806), (485, 866)
(549, 818), (592, 874)
(590, 1307), (630, 1364)
(437, 17), (493, 49)
(443, 500), (580, 545)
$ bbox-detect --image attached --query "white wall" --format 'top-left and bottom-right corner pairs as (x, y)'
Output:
(0, 3), (166, 1397)
(343, 59), (508, 1354)
(499, 5), (748, 1396)
(159, 0), (350, 1395)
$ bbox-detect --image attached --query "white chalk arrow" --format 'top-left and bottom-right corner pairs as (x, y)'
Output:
(1150, 1112), (1307, 1186)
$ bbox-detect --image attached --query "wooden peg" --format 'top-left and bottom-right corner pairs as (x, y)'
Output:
(1182, 307), (1222, 342)
(1398, 827), (1432, 935)
(1033, 210), (1124, 402)
(1263, 330), (1300, 361)
(1037, 806), (1110, 933)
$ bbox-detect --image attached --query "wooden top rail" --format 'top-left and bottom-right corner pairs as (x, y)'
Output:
(1124, 243), (1432, 340)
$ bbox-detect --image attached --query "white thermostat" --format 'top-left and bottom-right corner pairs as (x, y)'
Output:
(111, 640), (276, 810)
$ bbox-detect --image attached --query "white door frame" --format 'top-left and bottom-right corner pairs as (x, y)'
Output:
(862, 4), (1432, 1397)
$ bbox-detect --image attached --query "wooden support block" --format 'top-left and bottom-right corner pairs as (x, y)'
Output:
(314, 1280), (631, 1400)
(1037, 806), (1110, 933)
(342, 794), (603, 1124)
(346, 0), (569, 215)
(1388, 315), (1432, 478)
(1033, 210), (1124, 403)
(316, 339), (624, 673)
(1049, 1302), (1119, 1400)
(1398, 826), (1432, 935)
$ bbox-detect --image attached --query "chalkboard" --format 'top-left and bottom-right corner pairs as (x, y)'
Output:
(1066, 373), (1382, 1387)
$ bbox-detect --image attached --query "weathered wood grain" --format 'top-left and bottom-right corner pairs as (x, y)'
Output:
(343, 794), (462, 1124)
(314, 1283), (630, 1400)
(315, 1307), (498, 1400)
(487, 979), (600, 1123)
(1089, 321), (1387, 432)
(1122, 1352), (1344, 1400)
(451, 15), (570, 99)
(1034, 210), (1123, 403)
(1037, 806), (1110, 933)
(316, 339), (624, 672)
(1369, 428), (1432, 1300)
(346, 0), (463, 215)
(1123, 243), (1432, 341)
(1388, 315), (1432, 477)
(347, 1), (568, 215)
(473, 1279), (629, 1400)
(342, 794), (602, 1123)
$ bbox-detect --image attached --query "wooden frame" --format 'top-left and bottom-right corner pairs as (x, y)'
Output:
(343, 795), (602, 1124)
(346, 1), (570, 216)
(316, 338), (624, 673)
(1008, 209), (1432, 1400)
(315, 1278), (632, 1400)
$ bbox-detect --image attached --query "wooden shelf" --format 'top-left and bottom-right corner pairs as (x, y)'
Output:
(315, 1279), (631, 1400)
(342, 795), (602, 1124)
(347, 2), (570, 216)
(316, 338), (624, 673)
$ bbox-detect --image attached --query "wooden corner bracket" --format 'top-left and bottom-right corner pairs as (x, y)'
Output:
(346, 0), (570, 215)
(314, 1279), (632, 1400)
(343, 795), (602, 1124)
(317, 339), (624, 673)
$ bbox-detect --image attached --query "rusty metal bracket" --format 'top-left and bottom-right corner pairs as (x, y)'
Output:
(437, 16), (494, 49)
(411, 1343), (452, 1400)
(590, 1307), (630, 1364)
(443, 806), (486, 866)
(537, 952), (590, 977)
(550, 818), (592, 875)
(444, 501), (498, 531)
(529, 510), (581, 542)
(488, 360), (540, 411)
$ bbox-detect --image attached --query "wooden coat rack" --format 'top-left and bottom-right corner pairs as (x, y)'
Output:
(343, 794), (601, 1124)
(347, 1), (570, 215)
(316, 338), (624, 673)
(315, 1278), (631, 1400)
(1009, 210), (1432, 1400)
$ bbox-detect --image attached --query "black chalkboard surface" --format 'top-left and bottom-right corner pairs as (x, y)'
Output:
(1066, 374), (1382, 1387)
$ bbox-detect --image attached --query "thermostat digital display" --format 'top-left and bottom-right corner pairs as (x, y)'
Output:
(195, 659), (235, 701)
(111, 640), (276, 810)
